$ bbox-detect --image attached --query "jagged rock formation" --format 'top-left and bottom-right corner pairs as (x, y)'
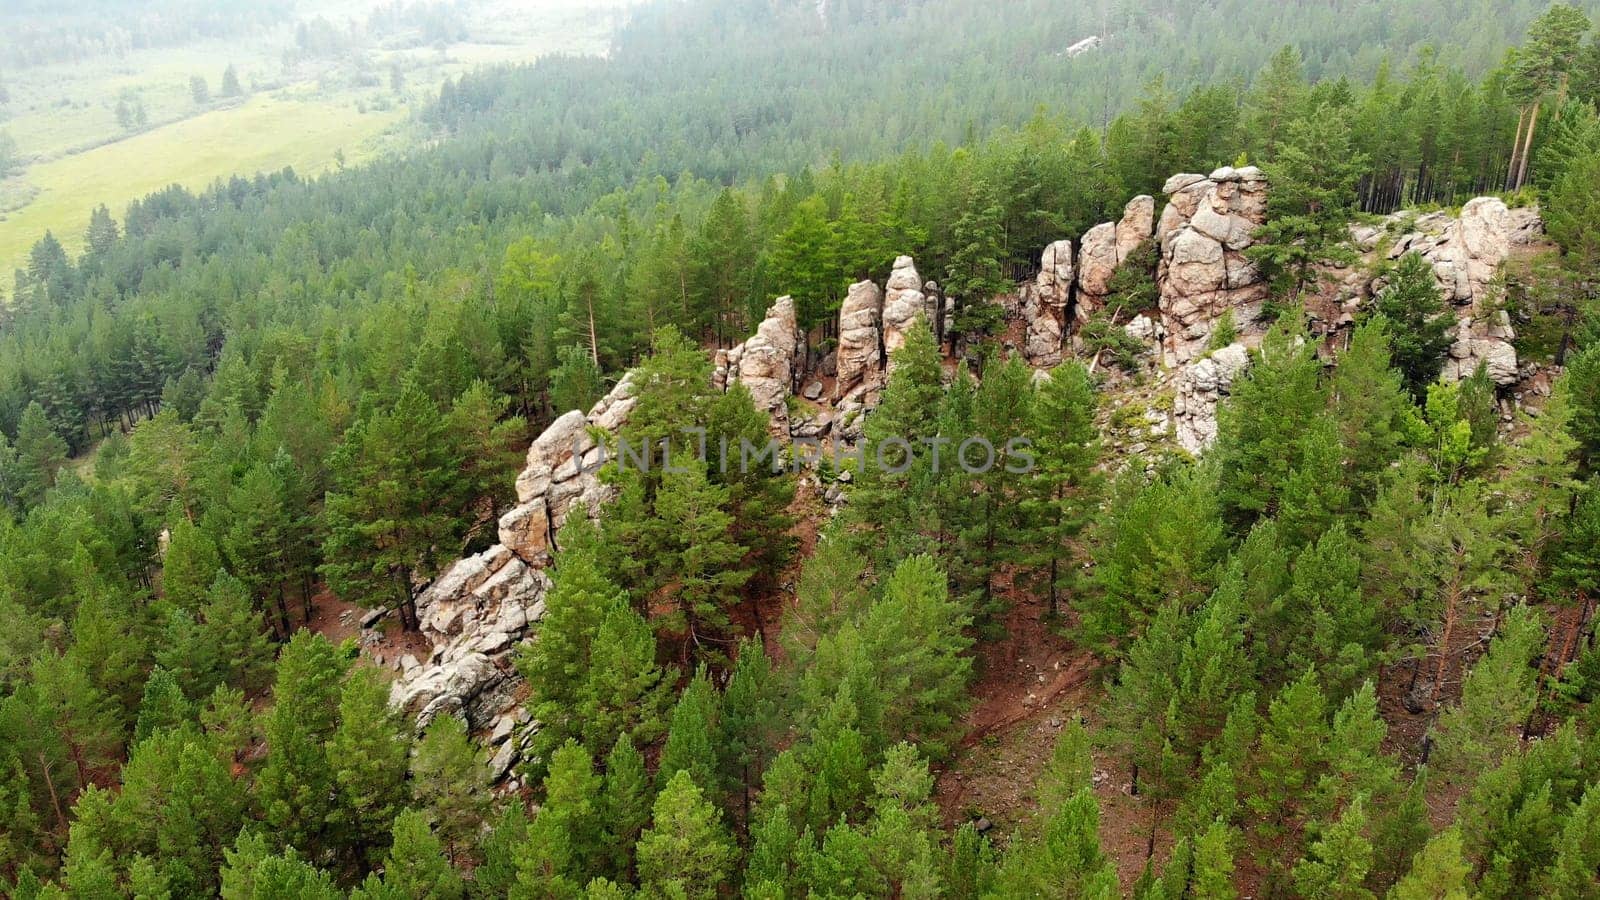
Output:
(1021, 240), (1074, 367)
(835, 279), (883, 403)
(1019, 196), (1154, 368)
(714, 296), (803, 432)
(1156, 167), (1269, 366)
(1074, 195), (1155, 324)
(1354, 198), (1537, 386)
(389, 376), (636, 783)
(1172, 342), (1251, 454)
(882, 256), (935, 365)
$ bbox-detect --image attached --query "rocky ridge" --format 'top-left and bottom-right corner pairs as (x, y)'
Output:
(388, 376), (636, 784)
(387, 175), (1547, 780)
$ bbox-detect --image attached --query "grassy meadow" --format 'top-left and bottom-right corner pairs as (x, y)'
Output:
(0, 0), (632, 285)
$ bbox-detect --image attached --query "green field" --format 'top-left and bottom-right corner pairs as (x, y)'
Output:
(0, 93), (408, 277)
(0, 0), (632, 287)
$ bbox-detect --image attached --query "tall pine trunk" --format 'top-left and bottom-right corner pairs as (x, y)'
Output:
(1505, 107), (1527, 191)
(1515, 100), (1541, 190)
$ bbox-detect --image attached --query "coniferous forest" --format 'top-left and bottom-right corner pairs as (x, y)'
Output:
(6, 0), (1600, 896)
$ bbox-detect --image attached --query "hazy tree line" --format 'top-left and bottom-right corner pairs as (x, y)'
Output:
(2, 0), (1600, 895)
(0, 0), (295, 70)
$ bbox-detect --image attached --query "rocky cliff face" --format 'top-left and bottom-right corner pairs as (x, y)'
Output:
(1156, 167), (1270, 367)
(1352, 198), (1541, 386)
(1171, 342), (1252, 454)
(389, 376), (636, 784)
(713, 295), (804, 434)
(1021, 240), (1074, 367)
(835, 279), (884, 404)
(1018, 195), (1155, 368)
(883, 255), (937, 367)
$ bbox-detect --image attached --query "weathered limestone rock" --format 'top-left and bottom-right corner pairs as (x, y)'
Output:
(882, 256), (933, 365)
(719, 296), (802, 433)
(1157, 168), (1268, 366)
(836, 279), (883, 402)
(1172, 342), (1251, 453)
(1022, 240), (1074, 366)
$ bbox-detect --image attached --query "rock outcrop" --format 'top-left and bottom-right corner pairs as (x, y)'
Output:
(715, 296), (803, 432)
(1156, 168), (1269, 366)
(1172, 342), (1251, 453)
(835, 279), (883, 403)
(1358, 197), (1535, 385)
(1021, 240), (1074, 367)
(882, 256), (935, 365)
(389, 376), (637, 782)
(1074, 195), (1155, 323)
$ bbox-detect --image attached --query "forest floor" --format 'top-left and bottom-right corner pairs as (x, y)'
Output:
(303, 585), (432, 671)
(929, 569), (1176, 891)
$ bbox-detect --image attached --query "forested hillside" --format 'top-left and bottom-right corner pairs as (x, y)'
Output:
(4, 0), (1600, 896)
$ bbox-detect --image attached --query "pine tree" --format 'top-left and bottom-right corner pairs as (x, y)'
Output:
(1390, 827), (1472, 900)
(657, 670), (723, 798)
(992, 787), (1119, 898)
(1214, 320), (1328, 532)
(1080, 464), (1226, 653)
(29, 651), (122, 796)
(1245, 45), (1311, 157)
(328, 666), (411, 867)
(410, 715), (489, 866)
(1247, 105), (1368, 300)
(550, 344), (605, 415)
(1372, 256), (1452, 400)
(519, 535), (671, 780)
(1499, 382), (1583, 595)
(1291, 794), (1374, 900)
(636, 770), (737, 900)
(474, 806), (528, 899)
(14, 403), (67, 506)
(1568, 341), (1600, 471)
(161, 517), (222, 611)
(321, 383), (468, 631)
(1249, 670), (1329, 839)
(133, 667), (192, 745)
(1023, 361), (1100, 617)
(1433, 604), (1546, 774)
(221, 461), (294, 632)
(860, 554), (973, 758)
(945, 182), (1009, 337)
(219, 832), (342, 899)
(1329, 316), (1424, 503)
(1190, 819), (1239, 900)
(652, 458), (749, 662)
(847, 319), (945, 562)
(719, 639), (782, 832)
(368, 809), (465, 899)
(1544, 782), (1600, 897)
(256, 631), (348, 858)
(600, 733), (650, 881)
(199, 572), (275, 694)
(951, 353), (1035, 622)
(539, 740), (605, 882)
